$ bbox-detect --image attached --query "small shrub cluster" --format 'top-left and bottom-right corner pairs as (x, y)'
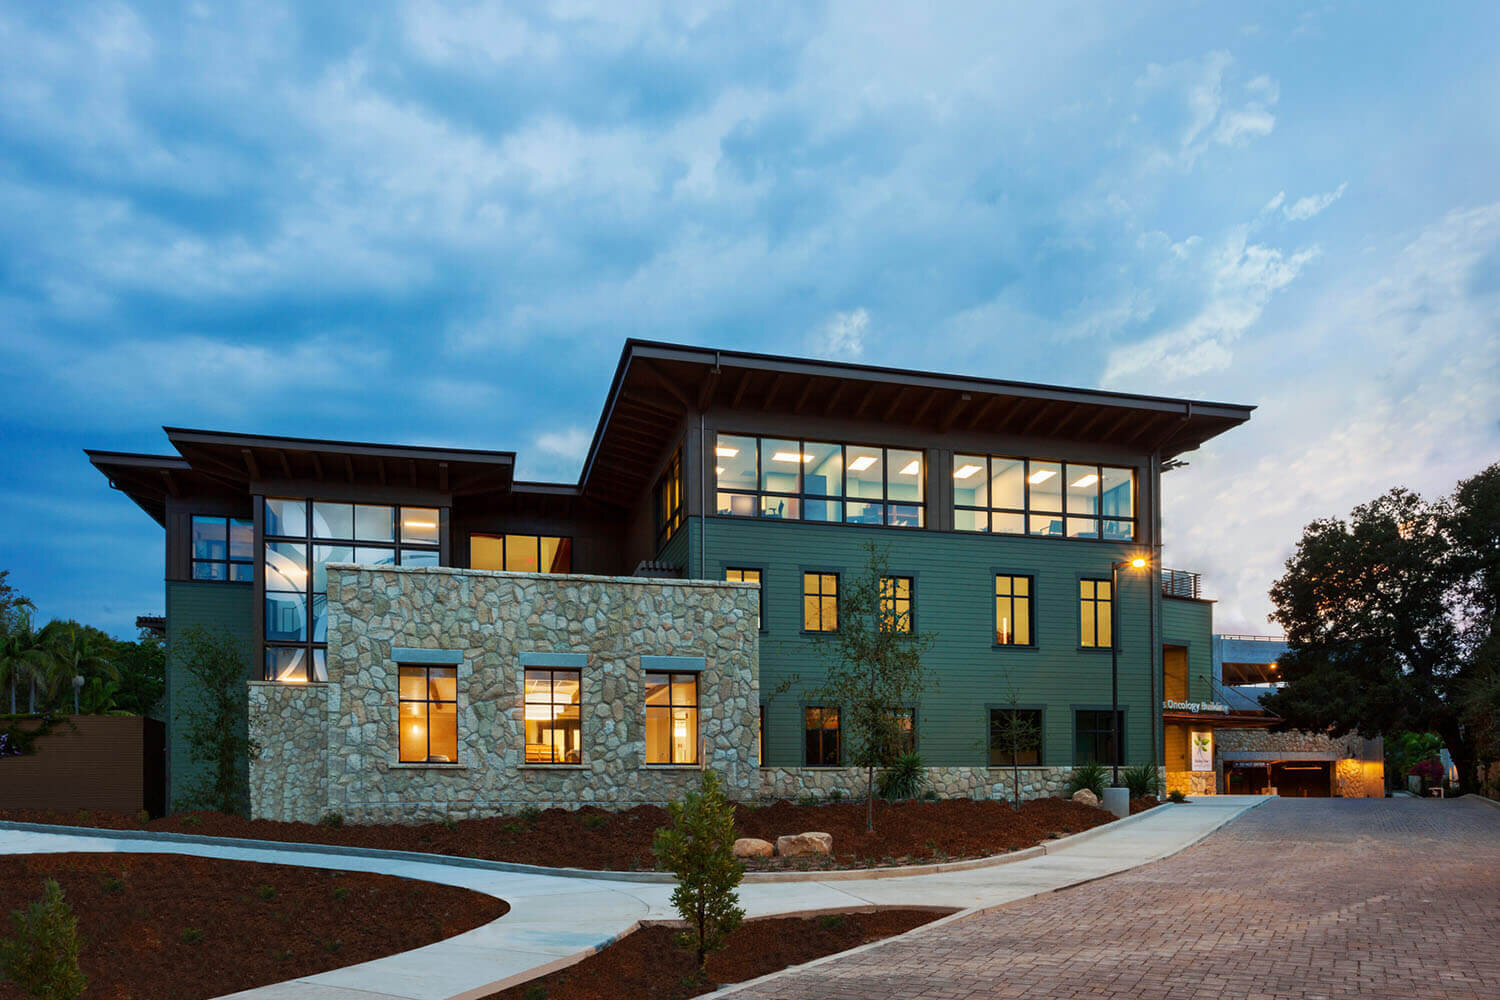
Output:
(1064, 761), (1107, 799)
(877, 752), (928, 800)
(1122, 764), (1163, 799)
(1167, 789), (1188, 804)
(0, 879), (87, 1000)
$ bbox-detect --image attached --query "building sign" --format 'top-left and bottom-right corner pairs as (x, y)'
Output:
(1163, 699), (1230, 715)
(1191, 730), (1214, 771)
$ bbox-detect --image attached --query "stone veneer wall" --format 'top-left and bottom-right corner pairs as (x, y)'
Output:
(1164, 770), (1216, 796)
(761, 766), (1074, 803)
(1216, 728), (1384, 798)
(250, 565), (760, 823)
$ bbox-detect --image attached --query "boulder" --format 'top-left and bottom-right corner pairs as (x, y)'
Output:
(1071, 788), (1101, 808)
(733, 837), (775, 859)
(776, 832), (833, 858)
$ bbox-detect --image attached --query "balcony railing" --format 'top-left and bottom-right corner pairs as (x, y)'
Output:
(1161, 568), (1201, 599)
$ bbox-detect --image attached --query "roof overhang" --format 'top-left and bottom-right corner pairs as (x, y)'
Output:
(85, 450), (225, 526)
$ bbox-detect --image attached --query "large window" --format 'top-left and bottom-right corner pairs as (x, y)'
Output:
(1074, 709), (1124, 765)
(191, 515), (253, 582)
(989, 708), (1043, 766)
(399, 664), (458, 763)
(880, 576), (913, 633)
(264, 499), (441, 682)
(524, 668), (581, 764)
(994, 575), (1033, 646)
(715, 435), (924, 528)
(656, 448), (684, 547)
(804, 706), (840, 766)
(802, 572), (839, 632)
(470, 534), (572, 573)
(953, 455), (1134, 541)
(725, 568), (763, 629)
(645, 672), (698, 764)
(1079, 579), (1112, 648)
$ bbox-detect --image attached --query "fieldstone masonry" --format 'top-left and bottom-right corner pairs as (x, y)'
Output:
(760, 765), (1072, 802)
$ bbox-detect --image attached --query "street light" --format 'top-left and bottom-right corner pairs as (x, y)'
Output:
(1110, 555), (1150, 788)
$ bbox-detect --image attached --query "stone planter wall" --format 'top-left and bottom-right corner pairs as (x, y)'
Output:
(248, 683), (329, 823)
(759, 765), (1075, 803)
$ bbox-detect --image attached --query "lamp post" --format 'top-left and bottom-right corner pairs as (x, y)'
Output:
(1110, 556), (1149, 788)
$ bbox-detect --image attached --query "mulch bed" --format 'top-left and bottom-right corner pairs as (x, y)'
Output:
(0, 853), (508, 1000)
(0, 795), (1140, 871)
(482, 909), (950, 1000)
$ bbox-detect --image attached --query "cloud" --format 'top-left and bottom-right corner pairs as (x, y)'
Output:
(1282, 182), (1348, 221)
(1134, 50), (1278, 167)
(517, 426), (592, 481)
(809, 308), (869, 361)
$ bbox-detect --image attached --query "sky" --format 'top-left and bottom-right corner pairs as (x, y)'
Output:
(1, 1), (1497, 638)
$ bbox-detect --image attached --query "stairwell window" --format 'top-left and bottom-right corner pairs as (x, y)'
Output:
(1080, 579), (1112, 648)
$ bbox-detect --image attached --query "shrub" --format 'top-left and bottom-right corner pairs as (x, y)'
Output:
(318, 812), (344, 828)
(817, 913), (846, 930)
(523, 985), (548, 1000)
(518, 806), (541, 824)
(1064, 761), (1107, 799)
(652, 769), (745, 973)
(180, 928), (203, 943)
(1167, 789), (1188, 804)
(134, 809), (150, 827)
(582, 814), (609, 830)
(876, 752), (927, 800)
(331, 886), (349, 901)
(0, 879), (88, 1000)
(1122, 764), (1163, 799)
(254, 885), (276, 901)
(439, 815), (459, 832)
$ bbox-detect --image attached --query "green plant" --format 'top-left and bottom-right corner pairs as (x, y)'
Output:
(321, 939), (343, 953)
(440, 815), (459, 832)
(271, 948), (293, 961)
(74, 811), (90, 825)
(518, 806), (541, 824)
(134, 809), (150, 827)
(921, 788), (939, 801)
(254, 885), (276, 901)
(1065, 762), (1107, 800)
(523, 985), (547, 1000)
(876, 752), (927, 800)
(180, 928), (203, 943)
(828, 788), (844, 803)
(178, 814), (201, 827)
(989, 689), (1042, 811)
(796, 793), (818, 807)
(1167, 789), (1188, 804)
(175, 625), (255, 814)
(318, 812), (344, 828)
(817, 913), (846, 930)
(331, 886), (349, 901)
(1122, 763), (1163, 799)
(98, 875), (124, 894)
(582, 814), (609, 830)
(0, 879), (88, 1000)
(652, 769), (745, 973)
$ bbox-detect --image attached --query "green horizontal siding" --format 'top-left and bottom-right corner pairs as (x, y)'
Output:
(699, 516), (1157, 768)
(1161, 597), (1215, 704)
(165, 580), (254, 811)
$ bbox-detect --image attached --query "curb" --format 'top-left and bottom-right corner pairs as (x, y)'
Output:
(1463, 793), (1500, 813)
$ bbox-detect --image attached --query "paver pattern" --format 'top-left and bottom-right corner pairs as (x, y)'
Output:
(726, 798), (1500, 1000)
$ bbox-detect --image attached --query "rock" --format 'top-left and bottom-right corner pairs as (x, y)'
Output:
(1071, 789), (1101, 808)
(733, 837), (775, 859)
(776, 832), (833, 858)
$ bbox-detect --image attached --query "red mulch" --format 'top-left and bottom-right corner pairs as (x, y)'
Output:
(482, 909), (949, 1000)
(0, 796), (1123, 871)
(0, 853), (507, 1000)
(1131, 795), (1162, 814)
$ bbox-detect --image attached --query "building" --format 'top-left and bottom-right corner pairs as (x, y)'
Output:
(88, 340), (1263, 821)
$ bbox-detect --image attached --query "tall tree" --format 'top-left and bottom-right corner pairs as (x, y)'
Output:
(989, 686), (1041, 811)
(38, 621), (117, 714)
(1451, 465), (1500, 781)
(808, 542), (935, 831)
(0, 612), (51, 715)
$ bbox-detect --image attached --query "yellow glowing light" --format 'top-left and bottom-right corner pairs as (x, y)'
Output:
(898, 460), (920, 476)
(1071, 473), (1098, 488)
(403, 520), (438, 529)
(1028, 469), (1055, 485)
(1130, 557), (1148, 569)
(715, 446), (739, 458)
(848, 455), (877, 472)
(953, 464), (982, 479)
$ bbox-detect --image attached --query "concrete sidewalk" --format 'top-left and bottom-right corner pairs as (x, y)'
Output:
(0, 796), (1263, 1000)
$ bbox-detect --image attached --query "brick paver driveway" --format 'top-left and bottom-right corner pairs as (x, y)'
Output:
(729, 797), (1500, 1000)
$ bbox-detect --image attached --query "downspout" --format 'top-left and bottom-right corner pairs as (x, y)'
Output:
(1149, 402), (1189, 783)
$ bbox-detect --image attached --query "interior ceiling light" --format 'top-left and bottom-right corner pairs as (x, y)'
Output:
(772, 451), (813, 463)
(1028, 469), (1056, 484)
(715, 446), (739, 458)
(403, 520), (438, 528)
(899, 460), (920, 476)
(715, 466), (725, 475)
(953, 464), (982, 479)
(848, 455), (877, 472)
(1070, 474), (1098, 488)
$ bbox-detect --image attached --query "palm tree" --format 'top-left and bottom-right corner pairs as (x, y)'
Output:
(38, 621), (117, 714)
(0, 612), (52, 714)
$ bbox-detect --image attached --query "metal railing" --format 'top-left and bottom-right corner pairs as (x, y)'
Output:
(1161, 568), (1201, 599)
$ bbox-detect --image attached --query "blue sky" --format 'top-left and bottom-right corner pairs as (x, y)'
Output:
(2, 1), (1497, 636)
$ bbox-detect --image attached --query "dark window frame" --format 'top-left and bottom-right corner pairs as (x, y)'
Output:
(714, 433), (927, 530)
(1079, 577), (1113, 649)
(802, 571), (840, 633)
(953, 455), (1136, 542)
(655, 448), (685, 548)
(469, 533), (574, 574)
(190, 514), (254, 583)
(644, 670), (699, 766)
(988, 706), (1044, 766)
(993, 573), (1035, 647)
(724, 566), (765, 631)
(1073, 708), (1125, 765)
(398, 663), (459, 764)
(804, 705), (841, 767)
(880, 575), (915, 634)
(523, 667), (582, 765)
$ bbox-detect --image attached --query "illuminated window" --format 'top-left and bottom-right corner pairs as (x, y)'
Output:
(398, 665), (458, 763)
(1074, 709), (1124, 765)
(470, 534), (572, 573)
(802, 573), (839, 632)
(524, 668), (581, 764)
(1079, 579), (1112, 648)
(191, 515), (253, 582)
(880, 576), (913, 633)
(954, 455), (1135, 541)
(994, 575), (1033, 646)
(989, 708), (1043, 766)
(645, 672), (698, 764)
(656, 448), (684, 546)
(804, 706), (840, 766)
(890, 707), (916, 755)
(725, 568), (763, 629)
(715, 434), (925, 528)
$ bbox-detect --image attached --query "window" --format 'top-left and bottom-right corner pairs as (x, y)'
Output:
(656, 448), (684, 547)
(1079, 579), (1112, 648)
(264, 498), (441, 682)
(994, 575), (1033, 646)
(191, 515), (253, 582)
(880, 576), (913, 633)
(802, 572), (839, 632)
(1074, 709), (1124, 765)
(715, 434), (925, 528)
(470, 534), (572, 573)
(725, 568), (763, 629)
(524, 669), (581, 764)
(645, 672), (698, 764)
(989, 708), (1043, 766)
(804, 706), (840, 766)
(890, 707), (916, 755)
(398, 665), (458, 763)
(954, 455), (1135, 541)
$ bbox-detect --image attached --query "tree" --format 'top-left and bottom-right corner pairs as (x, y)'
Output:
(102, 629), (166, 717)
(1264, 465), (1500, 792)
(175, 625), (255, 814)
(0, 879), (87, 1000)
(807, 542), (935, 831)
(989, 687), (1041, 811)
(38, 621), (116, 714)
(651, 770), (745, 975)
(0, 612), (50, 715)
